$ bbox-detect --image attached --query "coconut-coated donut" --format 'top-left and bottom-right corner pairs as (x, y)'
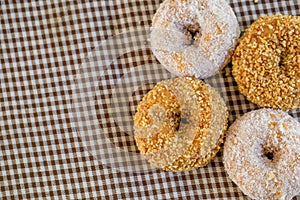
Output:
(133, 77), (228, 172)
(150, 0), (240, 79)
(232, 14), (300, 110)
(223, 108), (300, 200)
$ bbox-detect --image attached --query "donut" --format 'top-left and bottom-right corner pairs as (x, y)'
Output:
(133, 77), (228, 172)
(223, 108), (300, 200)
(150, 0), (240, 79)
(232, 14), (300, 110)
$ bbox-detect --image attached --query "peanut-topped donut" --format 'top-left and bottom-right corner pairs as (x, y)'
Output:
(133, 77), (228, 172)
(223, 109), (300, 200)
(150, 0), (240, 79)
(232, 14), (300, 110)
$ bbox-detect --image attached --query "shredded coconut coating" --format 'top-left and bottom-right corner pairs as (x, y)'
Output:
(223, 109), (300, 200)
(232, 14), (300, 110)
(133, 77), (228, 172)
(150, 0), (240, 79)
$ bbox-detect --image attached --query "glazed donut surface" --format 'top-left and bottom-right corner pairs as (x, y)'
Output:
(232, 14), (300, 110)
(133, 77), (228, 172)
(223, 109), (300, 200)
(150, 0), (240, 79)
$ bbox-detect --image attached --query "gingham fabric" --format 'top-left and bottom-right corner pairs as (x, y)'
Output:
(1, 0), (300, 199)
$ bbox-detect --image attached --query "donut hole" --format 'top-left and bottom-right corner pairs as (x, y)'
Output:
(278, 50), (287, 67)
(262, 145), (278, 162)
(264, 151), (274, 161)
(277, 49), (296, 76)
(175, 112), (181, 131)
(169, 107), (191, 131)
(183, 23), (202, 45)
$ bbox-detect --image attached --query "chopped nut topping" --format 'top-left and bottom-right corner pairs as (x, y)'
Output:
(133, 77), (228, 171)
(275, 192), (283, 199)
(232, 14), (300, 110)
(282, 123), (290, 130)
(268, 122), (277, 129)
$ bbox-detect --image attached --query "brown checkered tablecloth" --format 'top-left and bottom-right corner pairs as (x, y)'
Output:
(1, 0), (300, 199)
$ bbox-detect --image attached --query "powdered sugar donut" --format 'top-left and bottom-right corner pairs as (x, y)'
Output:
(150, 0), (240, 79)
(223, 109), (300, 200)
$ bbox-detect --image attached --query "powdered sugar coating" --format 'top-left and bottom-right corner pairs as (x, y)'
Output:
(150, 0), (240, 79)
(223, 109), (300, 200)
